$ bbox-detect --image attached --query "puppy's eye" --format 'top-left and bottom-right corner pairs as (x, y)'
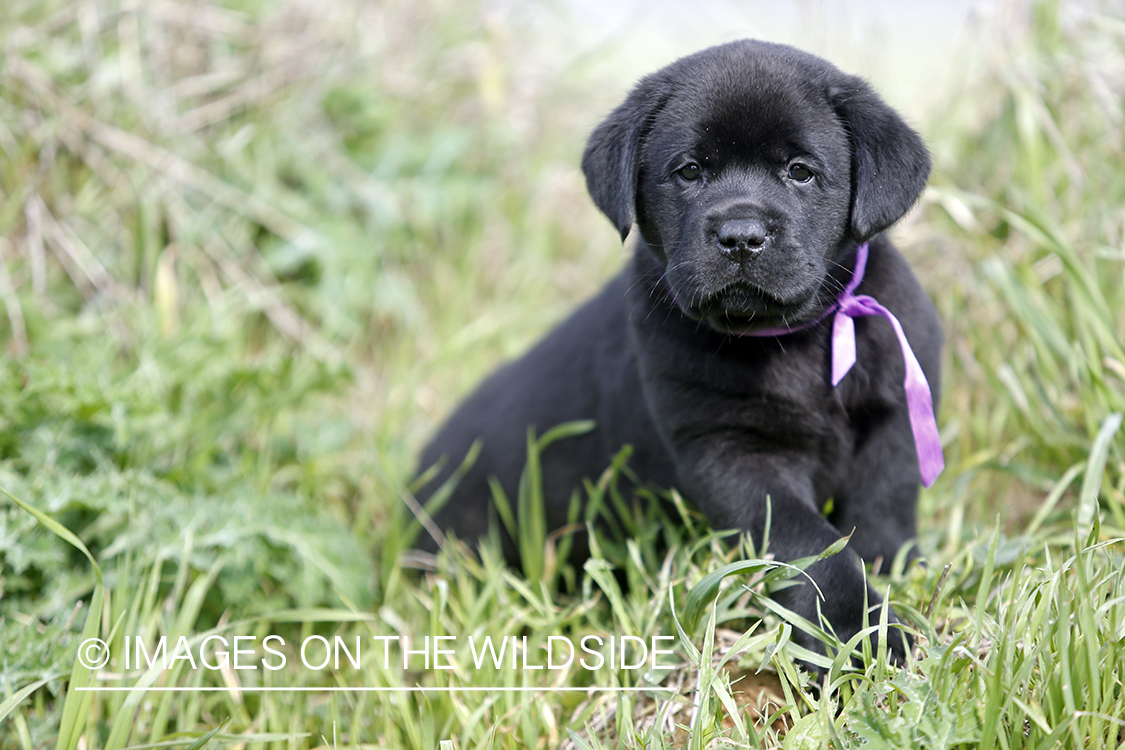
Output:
(676, 163), (703, 181)
(788, 163), (815, 182)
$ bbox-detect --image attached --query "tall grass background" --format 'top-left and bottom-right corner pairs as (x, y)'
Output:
(0, 0), (1123, 747)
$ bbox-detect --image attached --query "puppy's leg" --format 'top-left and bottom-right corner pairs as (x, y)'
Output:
(830, 411), (919, 566)
(814, 413), (921, 664)
(675, 443), (909, 664)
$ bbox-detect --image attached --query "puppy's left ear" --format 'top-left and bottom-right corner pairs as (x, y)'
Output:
(830, 79), (931, 242)
(582, 77), (667, 241)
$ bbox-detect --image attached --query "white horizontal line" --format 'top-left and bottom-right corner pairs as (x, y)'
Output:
(76, 685), (674, 693)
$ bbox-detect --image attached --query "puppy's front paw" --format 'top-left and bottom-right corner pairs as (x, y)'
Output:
(773, 554), (911, 673)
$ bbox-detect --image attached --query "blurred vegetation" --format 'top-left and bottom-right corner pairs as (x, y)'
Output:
(920, 0), (1125, 536)
(0, 0), (1123, 746)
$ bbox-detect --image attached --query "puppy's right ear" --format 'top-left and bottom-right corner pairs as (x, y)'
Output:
(581, 79), (666, 241)
(829, 77), (931, 242)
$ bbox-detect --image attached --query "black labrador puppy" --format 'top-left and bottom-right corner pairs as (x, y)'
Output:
(412, 40), (943, 662)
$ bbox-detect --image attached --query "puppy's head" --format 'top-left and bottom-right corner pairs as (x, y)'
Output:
(582, 40), (930, 334)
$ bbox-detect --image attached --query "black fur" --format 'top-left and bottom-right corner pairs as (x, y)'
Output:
(412, 40), (941, 664)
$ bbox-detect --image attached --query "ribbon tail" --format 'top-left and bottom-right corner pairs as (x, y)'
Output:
(878, 305), (945, 487)
(830, 312), (856, 386)
(842, 295), (944, 486)
(902, 348), (945, 487)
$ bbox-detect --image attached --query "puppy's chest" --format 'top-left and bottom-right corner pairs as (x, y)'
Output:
(722, 347), (844, 436)
(652, 328), (898, 445)
(642, 336), (825, 434)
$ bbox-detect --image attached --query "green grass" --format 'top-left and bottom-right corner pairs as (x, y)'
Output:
(2, 0), (1124, 747)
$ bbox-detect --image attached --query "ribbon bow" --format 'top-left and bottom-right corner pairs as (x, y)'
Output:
(747, 242), (944, 487)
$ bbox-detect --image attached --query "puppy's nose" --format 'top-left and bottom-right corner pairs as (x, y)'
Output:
(715, 218), (768, 263)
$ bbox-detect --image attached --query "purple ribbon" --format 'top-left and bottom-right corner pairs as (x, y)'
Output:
(745, 242), (944, 487)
